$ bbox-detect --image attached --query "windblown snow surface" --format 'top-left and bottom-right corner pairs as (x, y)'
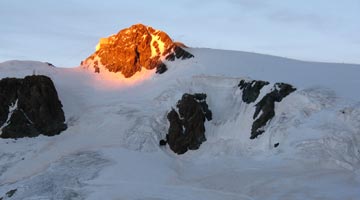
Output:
(0, 49), (360, 199)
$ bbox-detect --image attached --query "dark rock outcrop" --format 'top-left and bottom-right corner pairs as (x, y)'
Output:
(159, 139), (167, 146)
(0, 75), (67, 139)
(238, 80), (296, 139)
(238, 80), (269, 103)
(6, 189), (17, 198)
(165, 45), (194, 61)
(165, 93), (212, 154)
(251, 83), (296, 139)
(155, 62), (168, 74)
(81, 24), (194, 78)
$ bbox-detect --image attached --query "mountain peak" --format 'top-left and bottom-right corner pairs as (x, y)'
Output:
(81, 24), (194, 78)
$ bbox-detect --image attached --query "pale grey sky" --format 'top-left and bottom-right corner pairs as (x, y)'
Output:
(0, 0), (359, 66)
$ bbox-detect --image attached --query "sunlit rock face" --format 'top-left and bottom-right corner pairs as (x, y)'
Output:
(81, 24), (194, 78)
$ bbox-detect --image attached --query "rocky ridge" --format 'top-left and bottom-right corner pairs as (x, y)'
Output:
(81, 24), (194, 78)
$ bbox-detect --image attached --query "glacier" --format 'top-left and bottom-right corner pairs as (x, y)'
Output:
(0, 48), (360, 199)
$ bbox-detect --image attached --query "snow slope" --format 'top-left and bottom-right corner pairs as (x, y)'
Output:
(0, 49), (360, 199)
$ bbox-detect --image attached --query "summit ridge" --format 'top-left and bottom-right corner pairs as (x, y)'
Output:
(81, 24), (194, 78)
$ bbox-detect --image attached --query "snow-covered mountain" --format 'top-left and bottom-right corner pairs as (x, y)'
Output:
(0, 25), (360, 199)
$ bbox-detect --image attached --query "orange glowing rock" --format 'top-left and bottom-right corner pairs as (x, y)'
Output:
(96, 37), (113, 51)
(81, 24), (194, 79)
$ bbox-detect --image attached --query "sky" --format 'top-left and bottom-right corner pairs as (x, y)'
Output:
(0, 0), (359, 67)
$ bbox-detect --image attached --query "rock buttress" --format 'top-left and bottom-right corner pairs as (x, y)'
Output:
(0, 75), (67, 139)
(165, 93), (212, 154)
